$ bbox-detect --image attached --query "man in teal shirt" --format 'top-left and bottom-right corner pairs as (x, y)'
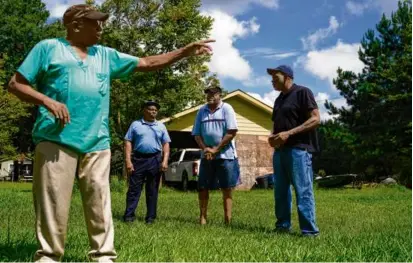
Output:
(8, 4), (214, 262)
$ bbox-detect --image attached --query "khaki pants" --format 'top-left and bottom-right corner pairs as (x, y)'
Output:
(33, 141), (117, 262)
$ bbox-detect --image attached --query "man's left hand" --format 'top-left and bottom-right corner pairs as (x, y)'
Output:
(273, 131), (290, 145)
(205, 147), (219, 156)
(160, 161), (168, 172)
(183, 39), (215, 57)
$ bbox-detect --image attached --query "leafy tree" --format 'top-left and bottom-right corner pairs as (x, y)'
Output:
(313, 120), (357, 176)
(323, 0), (411, 184)
(0, 56), (29, 160)
(0, 0), (65, 81)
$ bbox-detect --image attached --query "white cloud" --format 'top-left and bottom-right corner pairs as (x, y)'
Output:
(49, 3), (70, 18)
(242, 48), (300, 60)
(248, 90), (280, 106)
(346, 0), (399, 16)
(315, 92), (349, 121)
(315, 92), (333, 121)
(265, 52), (300, 60)
(295, 40), (364, 90)
(201, 0), (279, 15)
(346, 1), (369, 16)
(315, 92), (330, 102)
(205, 10), (260, 81)
(301, 16), (341, 50)
(244, 75), (271, 87)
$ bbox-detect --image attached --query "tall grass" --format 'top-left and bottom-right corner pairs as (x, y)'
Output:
(0, 182), (411, 262)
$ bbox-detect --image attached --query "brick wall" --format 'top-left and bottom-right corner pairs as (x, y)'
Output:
(235, 134), (273, 190)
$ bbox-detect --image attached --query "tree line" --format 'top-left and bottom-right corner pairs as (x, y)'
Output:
(0, 0), (411, 186)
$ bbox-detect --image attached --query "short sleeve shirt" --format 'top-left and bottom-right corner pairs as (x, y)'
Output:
(272, 84), (319, 152)
(192, 102), (238, 159)
(124, 119), (171, 154)
(18, 38), (139, 153)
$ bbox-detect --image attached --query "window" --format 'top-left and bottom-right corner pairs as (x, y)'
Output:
(169, 151), (182, 163)
(183, 150), (201, 161)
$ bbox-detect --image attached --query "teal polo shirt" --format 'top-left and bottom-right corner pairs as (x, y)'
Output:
(124, 119), (171, 154)
(18, 38), (139, 153)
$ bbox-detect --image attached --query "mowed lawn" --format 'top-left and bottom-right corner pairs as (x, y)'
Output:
(0, 181), (411, 262)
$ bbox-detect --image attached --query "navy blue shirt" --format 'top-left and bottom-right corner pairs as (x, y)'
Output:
(272, 84), (319, 152)
(124, 119), (171, 154)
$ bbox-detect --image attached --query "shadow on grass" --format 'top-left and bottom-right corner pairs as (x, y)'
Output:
(0, 241), (86, 262)
(62, 254), (89, 262)
(0, 241), (37, 262)
(112, 211), (147, 223)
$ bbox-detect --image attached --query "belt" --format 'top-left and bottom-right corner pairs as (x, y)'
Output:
(133, 151), (161, 158)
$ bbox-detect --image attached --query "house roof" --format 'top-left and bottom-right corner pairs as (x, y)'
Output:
(160, 89), (273, 124)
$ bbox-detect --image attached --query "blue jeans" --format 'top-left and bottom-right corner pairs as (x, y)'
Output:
(273, 148), (319, 234)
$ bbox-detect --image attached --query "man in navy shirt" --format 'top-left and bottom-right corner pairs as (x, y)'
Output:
(123, 101), (171, 224)
(192, 86), (239, 225)
(267, 65), (320, 237)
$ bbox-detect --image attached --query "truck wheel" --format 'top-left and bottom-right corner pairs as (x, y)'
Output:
(181, 172), (189, 191)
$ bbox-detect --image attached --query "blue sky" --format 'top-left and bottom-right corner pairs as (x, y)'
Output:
(43, 0), (399, 120)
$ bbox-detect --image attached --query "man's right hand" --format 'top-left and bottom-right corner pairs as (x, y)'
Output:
(43, 97), (70, 127)
(268, 134), (277, 148)
(126, 161), (134, 175)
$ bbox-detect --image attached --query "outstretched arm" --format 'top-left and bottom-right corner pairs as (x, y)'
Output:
(136, 39), (215, 72)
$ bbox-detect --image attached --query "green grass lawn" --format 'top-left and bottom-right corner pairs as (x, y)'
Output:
(0, 181), (411, 262)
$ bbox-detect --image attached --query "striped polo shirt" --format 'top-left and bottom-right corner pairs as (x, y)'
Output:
(192, 102), (238, 159)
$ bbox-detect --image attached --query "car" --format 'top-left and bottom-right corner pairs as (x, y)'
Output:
(164, 149), (201, 191)
(253, 173), (274, 189)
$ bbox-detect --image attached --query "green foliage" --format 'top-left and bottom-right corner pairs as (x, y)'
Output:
(314, 120), (357, 175)
(318, 1), (412, 182)
(0, 0), (65, 82)
(0, 56), (29, 160)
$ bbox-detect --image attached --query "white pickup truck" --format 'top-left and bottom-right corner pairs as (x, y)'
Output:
(164, 149), (202, 191)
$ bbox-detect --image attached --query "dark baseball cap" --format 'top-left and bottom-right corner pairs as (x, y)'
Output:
(267, 65), (294, 79)
(63, 4), (109, 26)
(204, 85), (222, 94)
(143, 100), (161, 110)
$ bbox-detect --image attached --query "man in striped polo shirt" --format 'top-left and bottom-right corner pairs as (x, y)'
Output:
(192, 86), (239, 225)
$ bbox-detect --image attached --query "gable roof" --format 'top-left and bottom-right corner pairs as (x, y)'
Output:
(160, 89), (273, 124)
